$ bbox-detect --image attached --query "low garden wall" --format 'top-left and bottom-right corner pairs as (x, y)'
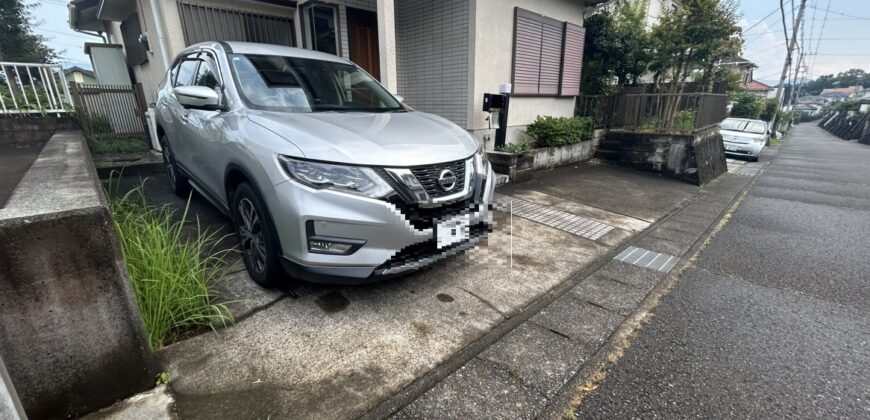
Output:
(0, 130), (156, 418)
(597, 126), (726, 186)
(0, 116), (78, 145)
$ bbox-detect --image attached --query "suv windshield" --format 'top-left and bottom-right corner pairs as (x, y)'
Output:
(229, 53), (403, 113)
(721, 118), (766, 134)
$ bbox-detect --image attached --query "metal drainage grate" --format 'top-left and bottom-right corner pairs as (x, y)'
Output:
(494, 195), (615, 241)
(614, 246), (679, 272)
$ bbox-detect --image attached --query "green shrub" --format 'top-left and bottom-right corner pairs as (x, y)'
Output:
(730, 92), (764, 119)
(673, 110), (696, 132)
(526, 116), (594, 147)
(496, 137), (534, 156)
(87, 136), (150, 156)
(90, 113), (113, 135)
(108, 177), (234, 349)
(759, 99), (779, 121)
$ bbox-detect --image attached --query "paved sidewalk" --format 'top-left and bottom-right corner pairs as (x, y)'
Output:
(392, 156), (772, 419)
(571, 124), (869, 419)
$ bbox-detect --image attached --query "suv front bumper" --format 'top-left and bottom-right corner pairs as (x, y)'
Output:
(270, 165), (495, 284)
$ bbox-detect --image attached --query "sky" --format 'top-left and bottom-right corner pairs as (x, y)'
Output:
(738, 0), (870, 85)
(25, 0), (870, 83)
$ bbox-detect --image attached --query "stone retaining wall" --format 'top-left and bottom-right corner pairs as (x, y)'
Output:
(597, 126), (726, 186)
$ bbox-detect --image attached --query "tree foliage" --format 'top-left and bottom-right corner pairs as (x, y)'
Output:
(803, 69), (870, 95)
(0, 0), (58, 63)
(649, 0), (742, 93)
(729, 91), (764, 119)
(581, 1), (651, 94)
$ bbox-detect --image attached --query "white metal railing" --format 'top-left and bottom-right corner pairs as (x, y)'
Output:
(0, 62), (73, 115)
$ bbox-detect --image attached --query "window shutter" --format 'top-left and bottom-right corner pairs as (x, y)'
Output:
(512, 8), (542, 95)
(539, 16), (563, 95)
(560, 23), (585, 96)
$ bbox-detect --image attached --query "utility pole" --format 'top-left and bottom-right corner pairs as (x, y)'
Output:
(770, 0), (807, 134)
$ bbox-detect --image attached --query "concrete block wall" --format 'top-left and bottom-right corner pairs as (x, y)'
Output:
(0, 131), (156, 418)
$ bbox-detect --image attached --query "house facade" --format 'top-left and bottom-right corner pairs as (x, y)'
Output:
(70, 0), (604, 148)
(742, 80), (774, 99)
(63, 66), (98, 84)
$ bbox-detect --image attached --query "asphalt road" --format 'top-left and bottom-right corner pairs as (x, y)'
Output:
(575, 124), (870, 419)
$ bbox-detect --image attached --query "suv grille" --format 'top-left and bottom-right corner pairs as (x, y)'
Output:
(388, 196), (478, 230)
(409, 159), (466, 198)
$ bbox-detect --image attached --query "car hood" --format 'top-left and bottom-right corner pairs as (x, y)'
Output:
(246, 110), (477, 167)
(721, 129), (764, 144)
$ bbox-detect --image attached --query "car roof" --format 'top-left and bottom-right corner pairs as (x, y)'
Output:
(183, 41), (350, 64)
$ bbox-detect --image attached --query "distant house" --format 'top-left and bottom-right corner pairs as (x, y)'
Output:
(820, 86), (863, 101)
(742, 80), (774, 99)
(63, 66), (97, 84)
(719, 56), (756, 86)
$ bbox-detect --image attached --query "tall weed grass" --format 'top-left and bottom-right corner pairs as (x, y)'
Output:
(107, 176), (234, 349)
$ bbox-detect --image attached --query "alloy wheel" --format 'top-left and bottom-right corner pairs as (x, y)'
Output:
(238, 197), (267, 273)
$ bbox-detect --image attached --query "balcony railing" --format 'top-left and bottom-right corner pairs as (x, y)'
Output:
(0, 62), (73, 115)
(578, 92), (728, 134)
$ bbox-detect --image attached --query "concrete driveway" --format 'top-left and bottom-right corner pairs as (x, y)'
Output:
(114, 161), (699, 419)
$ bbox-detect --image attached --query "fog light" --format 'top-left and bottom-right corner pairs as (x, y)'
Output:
(308, 239), (354, 254)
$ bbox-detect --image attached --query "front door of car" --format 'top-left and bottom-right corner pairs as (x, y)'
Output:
(176, 53), (225, 197)
(165, 56), (199, 170)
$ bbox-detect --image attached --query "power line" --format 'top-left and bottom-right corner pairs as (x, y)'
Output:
(743, 0), (794, 33)
(806, 5), (870, 20)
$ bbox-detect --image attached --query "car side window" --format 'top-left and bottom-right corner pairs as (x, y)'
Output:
(174, 59), (199, 87)
(193, 55), (220, 91)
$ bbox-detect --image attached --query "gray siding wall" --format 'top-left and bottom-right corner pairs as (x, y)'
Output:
(336, 0), (377, 60)
(395, 0), (470, 128)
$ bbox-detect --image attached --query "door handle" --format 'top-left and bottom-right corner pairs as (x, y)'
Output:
(180, 113), (190, 124)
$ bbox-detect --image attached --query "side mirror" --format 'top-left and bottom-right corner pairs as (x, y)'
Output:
(394, 94), (405, 103)
(174, 86), (221, 110)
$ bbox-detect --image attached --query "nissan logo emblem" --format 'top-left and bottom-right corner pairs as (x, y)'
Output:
(438, 169), (457, 191)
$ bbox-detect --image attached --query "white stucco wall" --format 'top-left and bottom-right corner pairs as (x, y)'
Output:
(469, 0), (585, 148)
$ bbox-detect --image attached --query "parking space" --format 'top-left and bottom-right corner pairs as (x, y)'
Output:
(112, 160), (699, 419)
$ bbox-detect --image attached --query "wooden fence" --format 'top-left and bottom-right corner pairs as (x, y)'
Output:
(70, 83), (147, 139)
(577, 93), (728, 134)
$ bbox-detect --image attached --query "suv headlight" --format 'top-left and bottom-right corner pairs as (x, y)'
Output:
(279, 156), (394, 198)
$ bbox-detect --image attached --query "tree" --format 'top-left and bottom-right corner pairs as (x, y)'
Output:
(802, 69), (870, 95)
(0, 0), (58, 63)
(581, 1), (652, 94)
(649, 0), (742, 94)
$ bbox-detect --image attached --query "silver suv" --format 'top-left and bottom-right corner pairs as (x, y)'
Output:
(154, 42), (495, 286)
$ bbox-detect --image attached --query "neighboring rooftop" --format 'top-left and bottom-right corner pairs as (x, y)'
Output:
(743, 80), (773, 92)
(63, 66), (94, 78)
(820, 86), (864, 96)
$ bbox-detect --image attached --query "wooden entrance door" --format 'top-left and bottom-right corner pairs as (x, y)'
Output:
(346, 7), (380, 80)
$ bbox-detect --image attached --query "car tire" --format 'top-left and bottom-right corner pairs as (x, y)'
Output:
(160, 134), (192, 198)
(232, 182), (285, 288)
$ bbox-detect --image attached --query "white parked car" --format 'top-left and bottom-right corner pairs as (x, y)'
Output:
(720, 118), (769, 161)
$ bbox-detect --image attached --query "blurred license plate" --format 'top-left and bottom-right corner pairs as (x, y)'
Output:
(436, 214), (471, 248)
(724, 144), (738, 151)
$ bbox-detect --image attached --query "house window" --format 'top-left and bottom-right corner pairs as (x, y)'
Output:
(303, 4), (339, 55)
(512, 8), (585, 96)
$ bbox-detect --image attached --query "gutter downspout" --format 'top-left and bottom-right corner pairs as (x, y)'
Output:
(148, 0), (171, 71)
